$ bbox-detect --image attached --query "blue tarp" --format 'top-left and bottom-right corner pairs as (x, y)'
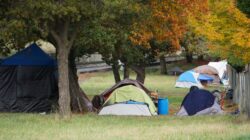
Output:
(1, 43), (56, 66)
(198, 74), (214, 81)
(181, 89), (215, 115)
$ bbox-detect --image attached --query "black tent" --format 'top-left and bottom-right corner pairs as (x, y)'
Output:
(0, 43), (58, 112)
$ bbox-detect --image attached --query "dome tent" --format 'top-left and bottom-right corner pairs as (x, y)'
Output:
(175, 70), (214, 88)
(98, 83), (157, 116)
(0, 43), (58, 112)
(92, 78), (152, 109)
(175, 70), (203, 88)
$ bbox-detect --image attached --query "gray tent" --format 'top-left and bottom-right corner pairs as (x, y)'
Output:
(168, 66), (183, 75)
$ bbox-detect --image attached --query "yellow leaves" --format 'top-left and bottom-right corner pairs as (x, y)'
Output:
(188, 0), (250, 65)
(231, 31), (250, 47)
(188, 14), (224, 42)
(227, 2), (250, 25)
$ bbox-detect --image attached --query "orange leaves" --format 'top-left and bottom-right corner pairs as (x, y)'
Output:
(129, 30), (153, 48)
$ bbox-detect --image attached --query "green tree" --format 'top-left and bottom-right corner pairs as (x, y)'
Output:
(0, 0), (100, 118)
(75, 0), (148, 83)
(180, 30), (208, 63)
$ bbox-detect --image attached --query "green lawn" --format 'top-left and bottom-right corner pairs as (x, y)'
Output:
(1, 69), (250, 140)
(0, 113), (250, 140)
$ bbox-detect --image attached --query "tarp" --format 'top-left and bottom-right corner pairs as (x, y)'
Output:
(208, 60), (227, 79)
(99, 104), (151, 116)
(180, 89), (215, 115)
(1, 43), (56, 66)
(103, 85), (157, 114)
(175, 70), (203, 88)
(198, 74), (214, 81)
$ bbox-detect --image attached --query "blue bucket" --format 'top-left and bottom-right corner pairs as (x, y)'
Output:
(158, 98), (169, 115)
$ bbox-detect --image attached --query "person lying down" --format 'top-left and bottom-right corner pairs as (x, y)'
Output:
(176, 86), (223, 116)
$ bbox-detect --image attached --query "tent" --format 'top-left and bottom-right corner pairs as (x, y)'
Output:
(98, 85), (157, 116)
(194, 65), (218, 75)
(101, 79), (151, 99)
(99, 103), (152, 116)
(176, 89), (223, 116)
(194, 65), (220, 84)
(0, 43), (58, 112)
(175, 71), (203, 88)
(168, 66), (183, 75)
(92, 79), (151, 109)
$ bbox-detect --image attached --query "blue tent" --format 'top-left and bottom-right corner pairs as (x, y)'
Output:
(181, 89), (215, 115)
(1, 43), (56, 66)
(175, 70), (215, 88)
(175, 70), (203, 88)
(177, 70), (197, 83)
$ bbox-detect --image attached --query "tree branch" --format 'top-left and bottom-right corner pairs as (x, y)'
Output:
(50, 30), (61, 44)
(69, 30), (78, 48)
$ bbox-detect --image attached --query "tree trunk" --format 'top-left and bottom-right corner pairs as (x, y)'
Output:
(132, 65), (146, 84)
(68, 49), (94, 112)
(112, 61), (121, 83)
(123, 63), (130, 79)
(186, 53), (193, 63)
(57, 45), (71, 119)
(160, 55), (167, 74)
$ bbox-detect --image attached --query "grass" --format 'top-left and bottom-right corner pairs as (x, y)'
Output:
(0, 113), (250, 140)
(1, 63), (250, 140)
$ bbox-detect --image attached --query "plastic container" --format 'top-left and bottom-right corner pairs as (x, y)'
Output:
(158, 98), (169, 115)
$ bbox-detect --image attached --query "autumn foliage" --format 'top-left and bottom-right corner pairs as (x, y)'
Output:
(189, 0), (250, 67)
(129, 0), (208, 51)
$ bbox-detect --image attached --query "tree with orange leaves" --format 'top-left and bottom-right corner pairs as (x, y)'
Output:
(128, 0), (208, 75)
(129, 0), (208, 49)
